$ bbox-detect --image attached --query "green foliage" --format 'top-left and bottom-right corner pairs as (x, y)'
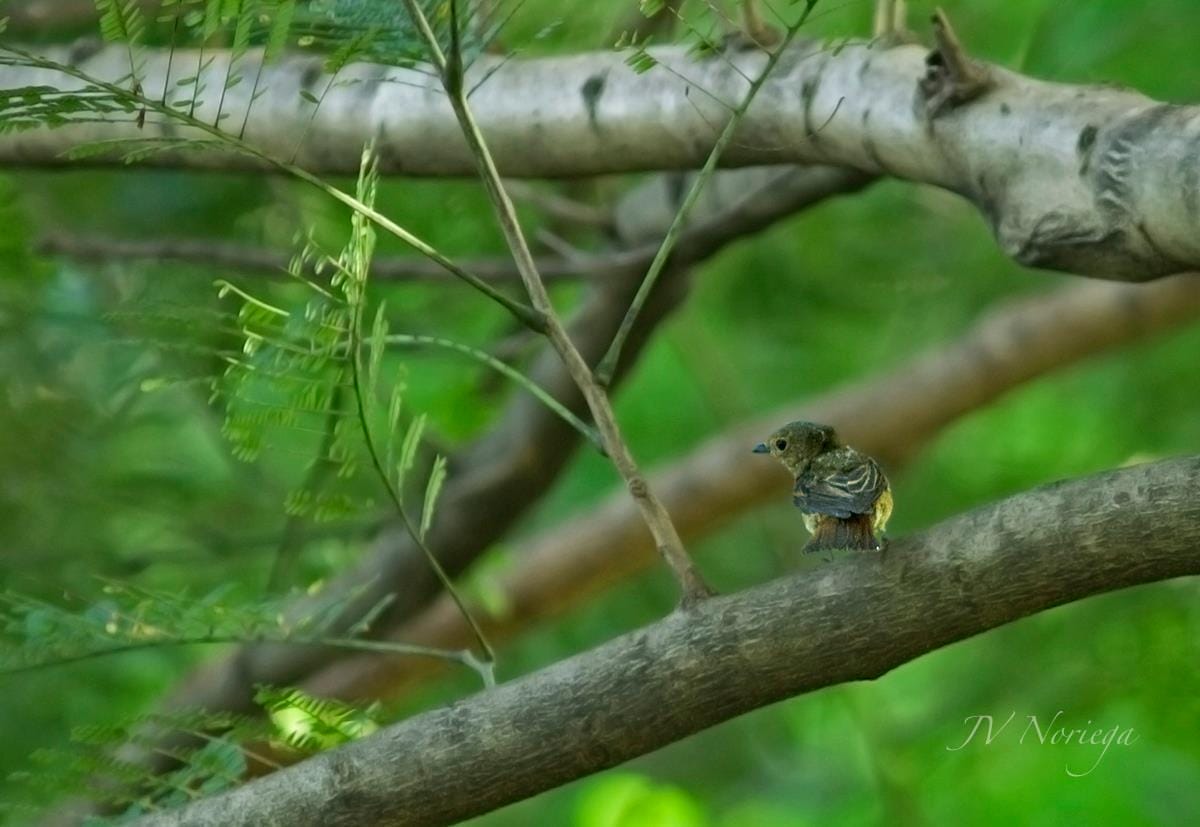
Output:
(257, 685), (379, 752)
(0, 83), (137, 135)
(0, 579), (404, 674)
(4, 714), (258, 821)
(95, 0), (148, 84)
(0, 694), (381, 821)
(614, 30), (658, 74)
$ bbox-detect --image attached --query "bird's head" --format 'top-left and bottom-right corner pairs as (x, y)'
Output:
(753, 420), (839, 475)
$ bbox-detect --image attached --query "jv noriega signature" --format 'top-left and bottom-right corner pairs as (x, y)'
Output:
(946, 711), (1139, 777)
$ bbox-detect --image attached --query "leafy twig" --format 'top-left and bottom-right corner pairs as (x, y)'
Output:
(381, 333), (603, 451)
(0, 633), (474, 676)
(340, 152), (497, 674)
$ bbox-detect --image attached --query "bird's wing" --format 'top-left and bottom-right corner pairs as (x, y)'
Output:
(793, 448), (888, 518)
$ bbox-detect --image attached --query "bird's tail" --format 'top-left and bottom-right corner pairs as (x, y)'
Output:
(805, 514), (880, 552)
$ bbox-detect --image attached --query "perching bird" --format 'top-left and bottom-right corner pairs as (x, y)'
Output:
(753, 421), (892, 552)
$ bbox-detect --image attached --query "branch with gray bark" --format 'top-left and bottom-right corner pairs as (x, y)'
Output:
(4, 29), (1200, 277)
(305, 272), (1200, 701)
(137, 455), (1200, 826)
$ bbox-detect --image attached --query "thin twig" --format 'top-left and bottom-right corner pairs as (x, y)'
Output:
(503, 180), (614, 231)
(594, 0), (819, 387)
(342, 205), (497, 674)
(382, 334), (603, 451)
(402, 0), (714, 604)
(0, 634), (475, 677)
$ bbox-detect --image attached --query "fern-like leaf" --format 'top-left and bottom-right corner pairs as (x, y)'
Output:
(265, 0), (298, 62)
(256, 685), (379, 753)
(94, 0), (147, 86)
(420, 454), (447, 541)
(396, 411), (426, 488)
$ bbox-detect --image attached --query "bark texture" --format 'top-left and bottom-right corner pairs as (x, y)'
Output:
(4, 40), (1200, 276)
(304, 273), (1200, 701)
(138, 456), (1200, 827)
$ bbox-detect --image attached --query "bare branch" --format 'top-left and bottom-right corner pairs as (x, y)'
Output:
(306, 273), (1200, 701)
(502, 180), (615, 232)
(5, 38), (1200, 277)
(594, 1), (818, 386)
(138, 456), (1200, 827)
(35, 233), (576, 283)
(404, 0), (712, 602)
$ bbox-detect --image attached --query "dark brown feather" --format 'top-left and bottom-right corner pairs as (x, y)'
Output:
(804, 513), (880, 552)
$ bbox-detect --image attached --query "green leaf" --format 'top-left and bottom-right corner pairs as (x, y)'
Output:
(420, 454), (447, 541)
(367, 301), (388, 397)
(230, 0), (257, 61)
(385, 383), (404, 469)
(202, 0), (224, 39)
(257, 686), (378, 753)
(94, 0), (147, 46)
(93, 0), (146, 85)
(396, 412), (426, 487)
(625, 48), (658, 74)
(387, 383), (404, 437)
(265, 0), (297, 63)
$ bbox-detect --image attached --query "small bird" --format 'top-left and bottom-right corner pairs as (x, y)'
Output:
(753, 421), (892, 552)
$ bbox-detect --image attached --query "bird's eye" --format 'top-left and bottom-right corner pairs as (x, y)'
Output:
(774, 438), (788, 451)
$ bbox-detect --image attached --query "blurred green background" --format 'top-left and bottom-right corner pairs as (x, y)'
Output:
(1, 0), (1198, 824)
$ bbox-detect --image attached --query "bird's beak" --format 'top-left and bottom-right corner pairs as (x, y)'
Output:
(752, 442), (769, 454)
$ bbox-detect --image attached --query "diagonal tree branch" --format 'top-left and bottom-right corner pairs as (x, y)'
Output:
(305, 273), (1200, 701)
(34, 233), (574, 283)
(137, 455), (1200, 827)
(403, 0), (712, 602)
(140, 164), (872, 731)
(4, 35), (1200, 276)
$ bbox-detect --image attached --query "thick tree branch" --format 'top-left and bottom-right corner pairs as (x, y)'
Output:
(307, 273), (1200, 701)
(140, 456), (1200, 827)
(4, 38), (1200, 276)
